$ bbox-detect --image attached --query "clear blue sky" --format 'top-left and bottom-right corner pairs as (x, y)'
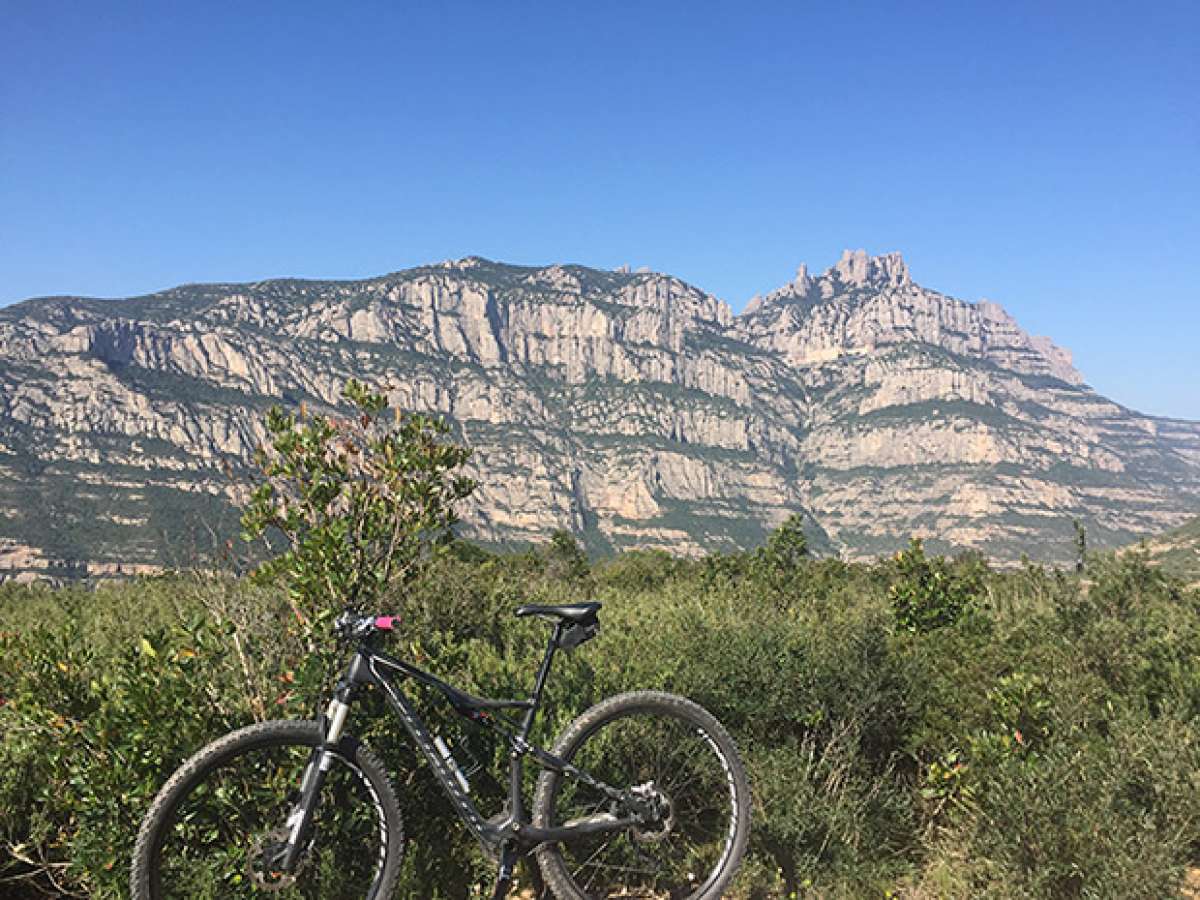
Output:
(2, 1), (1197, 418)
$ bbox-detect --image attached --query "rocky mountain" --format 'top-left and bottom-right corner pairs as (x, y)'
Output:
(2, 249), (1198, 579)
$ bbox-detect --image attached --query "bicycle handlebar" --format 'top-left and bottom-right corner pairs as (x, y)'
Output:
(335, 611), (400, 641)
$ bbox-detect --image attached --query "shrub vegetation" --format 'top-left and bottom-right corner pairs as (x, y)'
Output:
(4, 545), (1199, 898)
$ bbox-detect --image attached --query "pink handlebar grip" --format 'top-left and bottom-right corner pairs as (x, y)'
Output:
(374, 616), (399, 631)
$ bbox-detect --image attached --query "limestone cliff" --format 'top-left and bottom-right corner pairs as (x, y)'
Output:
(1, 252), (1197, 579)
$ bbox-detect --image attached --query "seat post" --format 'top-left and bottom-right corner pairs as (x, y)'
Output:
(520, 622), (563, 739)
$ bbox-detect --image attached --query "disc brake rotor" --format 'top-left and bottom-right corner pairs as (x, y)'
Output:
(247, 826), (306, 892)
(631, 785), (675, 844)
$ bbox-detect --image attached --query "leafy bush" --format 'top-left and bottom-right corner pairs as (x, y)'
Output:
(241, 379), (475, 621)
(890, 538), (983, 634)
(912, 713), (1200, 899)
(2, 521), (1200, 896)
(0, 593), (249, 896)
(751, 514), (810, 594)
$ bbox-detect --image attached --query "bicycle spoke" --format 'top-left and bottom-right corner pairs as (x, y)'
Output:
(543, 704), (740, 898)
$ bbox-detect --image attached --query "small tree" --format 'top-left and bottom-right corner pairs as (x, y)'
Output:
(241, 380), (476, 623)
(1072, 518), (1088, 574)
(543, 529), (594, 591)
(890, 538), (980, 634)
(752, 514), (809, 591)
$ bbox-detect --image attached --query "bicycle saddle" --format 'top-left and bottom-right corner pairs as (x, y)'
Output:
(514, 602), (601, 624)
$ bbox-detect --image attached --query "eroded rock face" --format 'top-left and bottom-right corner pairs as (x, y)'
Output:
(1, 252), (1197, 579)
(738, 250), (1082, 384)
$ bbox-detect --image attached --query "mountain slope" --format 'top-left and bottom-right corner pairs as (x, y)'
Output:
(1135, 516), (1200, 584)
(2, 251), (1198, 578)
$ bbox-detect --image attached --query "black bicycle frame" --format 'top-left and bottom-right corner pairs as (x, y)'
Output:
(283, 621), (645, 871)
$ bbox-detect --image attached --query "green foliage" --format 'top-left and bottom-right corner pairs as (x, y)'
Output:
(890, 538), (983, 634)
(541, 529), (594, 592)
(751, 513), (810, 593)
(914, 714), (1200, 899)
(593, 548), (686, 594)
(686, 515), (817, 602)
(2, 544), (1200, 897)
(240, 379), (475, 619)
(0, 594), (249, 896)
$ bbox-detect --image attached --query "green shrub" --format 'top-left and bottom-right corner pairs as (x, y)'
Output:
(751, 514), (810, 595)
(240, 379), (475, 622)
(2, 547), (1199, 897)
(915, 713), (1200, 899)
(0, 615), (248, 896)
(890, 538), (983, 634)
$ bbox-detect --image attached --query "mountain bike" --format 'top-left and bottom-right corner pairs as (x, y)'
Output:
(131, 602), (751, 899)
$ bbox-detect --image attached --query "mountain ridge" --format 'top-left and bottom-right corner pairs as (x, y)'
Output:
(2, 251), (1197, 580)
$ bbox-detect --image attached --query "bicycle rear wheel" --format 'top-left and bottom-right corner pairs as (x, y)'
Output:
(131, 720), (403, 899)
(532, 691), (751, 900)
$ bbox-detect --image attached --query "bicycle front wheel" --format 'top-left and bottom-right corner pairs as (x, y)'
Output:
(533, 691), (751, 900)
(131, 720), (403, 900)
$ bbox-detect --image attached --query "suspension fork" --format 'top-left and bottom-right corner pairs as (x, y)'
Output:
(278, 693), (352, 871)
(279, 653), (370, 872)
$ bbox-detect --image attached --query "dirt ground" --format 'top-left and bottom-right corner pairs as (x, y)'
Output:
(507, 869), (1200, 898)
(1183, 868), (1200, 899)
